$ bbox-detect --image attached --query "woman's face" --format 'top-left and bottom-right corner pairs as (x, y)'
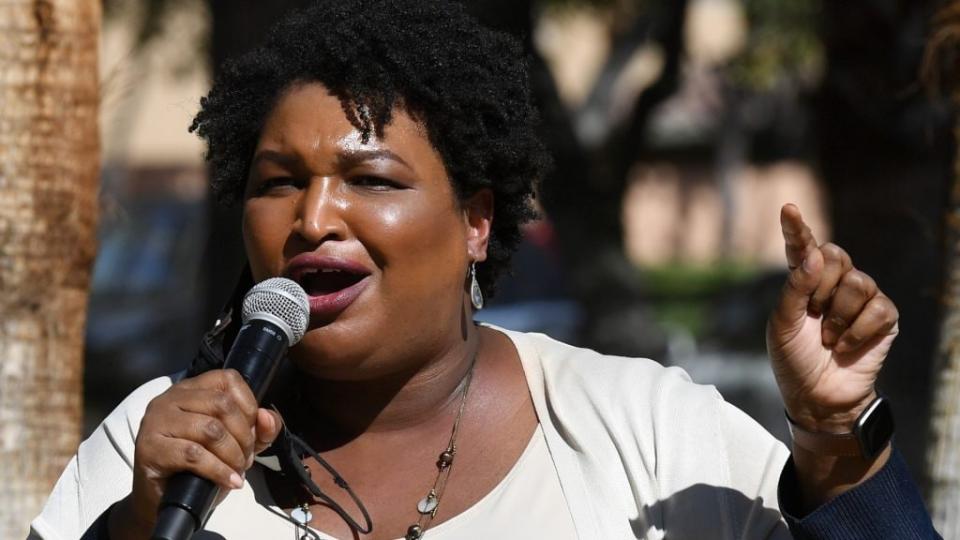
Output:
(243, 82), (490, 379)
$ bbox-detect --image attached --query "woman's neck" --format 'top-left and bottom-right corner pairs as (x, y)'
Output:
(284, 325), (482, 447)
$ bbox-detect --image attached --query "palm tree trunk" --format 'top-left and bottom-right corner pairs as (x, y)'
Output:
(0, 1), (100, 538)
(923, 4), (960, 534)
(929, 138), (960, 536)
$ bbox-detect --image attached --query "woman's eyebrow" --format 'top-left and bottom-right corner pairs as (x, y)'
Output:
(251, 149), (300, 168)
(251, 147), (412, 171)
(336, 148), (412, 171)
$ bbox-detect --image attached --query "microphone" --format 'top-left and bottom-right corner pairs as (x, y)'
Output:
(151, 277), (309, 540)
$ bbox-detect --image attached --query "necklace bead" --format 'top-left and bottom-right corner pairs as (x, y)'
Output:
(436, 449), (455, 470)
(404, 353), (477, 540)
(291, 505), (312, 525)
(417, 490), (439, 514)
(406, 523), (424, 539)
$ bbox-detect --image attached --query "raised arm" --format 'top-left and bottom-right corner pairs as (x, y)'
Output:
(767, 203), (898, 509)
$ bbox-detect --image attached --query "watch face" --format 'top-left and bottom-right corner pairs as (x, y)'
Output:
(856, 398), (894, 459)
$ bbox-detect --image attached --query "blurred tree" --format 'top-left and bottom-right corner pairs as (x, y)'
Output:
(816, 0), (953, 484)
(729, 0), (823, 91)
(461, 0), (687, 357)
(929, 159), (960, 535)
(0, 0), (100, 537)
(923, 1), (960, 532)
(102, 0), (200, 51)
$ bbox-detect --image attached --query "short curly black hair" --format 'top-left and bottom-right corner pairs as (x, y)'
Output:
(190, 0), (551, 297)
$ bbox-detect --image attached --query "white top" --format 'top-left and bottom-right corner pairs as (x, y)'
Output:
(29, 328), (791, 539)
(421, 426), (577, 539)
(262, 425), (577, 540)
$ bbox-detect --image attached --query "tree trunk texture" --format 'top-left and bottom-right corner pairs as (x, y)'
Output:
(925, 3), (960, 534)
(818, 0), (954, 484)
(0, 1), (100, 538)
(930, 151), (960, 537)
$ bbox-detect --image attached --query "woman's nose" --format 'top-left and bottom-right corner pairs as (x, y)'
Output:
(294, 177), (348, 244)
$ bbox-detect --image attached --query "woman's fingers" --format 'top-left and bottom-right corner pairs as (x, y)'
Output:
(835, 295), (899, 354)
(137, 369), (263, 487)
(780, 204), (819, 270)
(159, 388), (258, 457)
(821, 270), (878, 348)
(254, 408), (284, 455)
(771, 204), (828, 338)
(778, 204), (891, 354)
(771, 247), (823, 335)
(177, 369), (259, 424)
(128, 369), (269, 529)
(146, 437), (246, 490)
(809, 243), (853, 315)
(172, 411), (249, 473)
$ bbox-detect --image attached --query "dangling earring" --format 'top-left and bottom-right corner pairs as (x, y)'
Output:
(470, 262), (484, 310)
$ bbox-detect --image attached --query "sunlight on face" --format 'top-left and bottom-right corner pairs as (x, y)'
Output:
(243, 82), (474, 380)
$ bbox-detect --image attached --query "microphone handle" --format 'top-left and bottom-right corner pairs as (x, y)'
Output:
(151, 319), (289, 540)
(223, 318), (289, 401)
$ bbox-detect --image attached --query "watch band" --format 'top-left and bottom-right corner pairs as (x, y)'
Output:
(785, 412), (862, 457)
(784, 396), (894, 459)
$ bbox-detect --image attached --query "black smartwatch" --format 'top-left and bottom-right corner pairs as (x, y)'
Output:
(786, 396), (894, 460)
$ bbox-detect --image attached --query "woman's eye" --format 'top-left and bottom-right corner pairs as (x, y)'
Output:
(254, 177), (299, 195)
(352, 175), (404, 190)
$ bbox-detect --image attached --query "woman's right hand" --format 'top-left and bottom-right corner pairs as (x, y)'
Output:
(109, 369), (283, 539)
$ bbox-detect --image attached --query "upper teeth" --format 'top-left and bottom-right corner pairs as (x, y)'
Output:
(300, 268), (341, 277)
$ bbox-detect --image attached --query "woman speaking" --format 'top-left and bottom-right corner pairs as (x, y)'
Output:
(31, 1), (936, 538)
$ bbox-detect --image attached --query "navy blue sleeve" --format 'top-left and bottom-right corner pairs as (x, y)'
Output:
(778, 448), (941, 539)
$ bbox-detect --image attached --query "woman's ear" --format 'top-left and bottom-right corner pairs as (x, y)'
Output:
(463, 189), (493, 262)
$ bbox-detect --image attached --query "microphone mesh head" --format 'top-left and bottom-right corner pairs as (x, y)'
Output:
(241, 277), (310, 345)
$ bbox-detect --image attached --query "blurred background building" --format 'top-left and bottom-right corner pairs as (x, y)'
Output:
(85, 0), (209, 429)
(86, 0), (952, 505)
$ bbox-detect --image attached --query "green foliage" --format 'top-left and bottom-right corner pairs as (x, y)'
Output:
(642, 261), (759, 297)
(728, 0), (823, 90)
(642, 261), (760, 337)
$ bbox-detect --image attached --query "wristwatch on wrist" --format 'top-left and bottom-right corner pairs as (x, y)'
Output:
(785, 396), (894, 460)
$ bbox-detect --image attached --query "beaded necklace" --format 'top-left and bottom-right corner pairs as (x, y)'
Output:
(404, 354), (476, 539)
(278, 353), (478, 540)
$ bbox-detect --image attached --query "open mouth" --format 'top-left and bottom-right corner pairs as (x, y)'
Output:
(286, 256), (373, 322)
(297, 268), (366, 297)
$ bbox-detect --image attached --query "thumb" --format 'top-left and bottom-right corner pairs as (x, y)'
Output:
(772, 247), (823, 333)
(254, 407), (284, 454)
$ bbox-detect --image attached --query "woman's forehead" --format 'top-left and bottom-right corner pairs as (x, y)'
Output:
(257, 82), (446, 177)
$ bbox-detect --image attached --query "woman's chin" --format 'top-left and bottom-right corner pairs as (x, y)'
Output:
(286, 323), (385, 380)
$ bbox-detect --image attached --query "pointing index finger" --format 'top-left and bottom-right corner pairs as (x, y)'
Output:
(781, 203), (818, 270)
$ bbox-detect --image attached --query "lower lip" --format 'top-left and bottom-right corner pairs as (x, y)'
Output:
(306, 276), (370, 324)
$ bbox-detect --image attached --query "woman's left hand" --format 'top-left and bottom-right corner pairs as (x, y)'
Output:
(767, 203), (899, 435)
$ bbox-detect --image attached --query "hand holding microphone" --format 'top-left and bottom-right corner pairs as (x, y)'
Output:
(108, 278), (309, 540)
